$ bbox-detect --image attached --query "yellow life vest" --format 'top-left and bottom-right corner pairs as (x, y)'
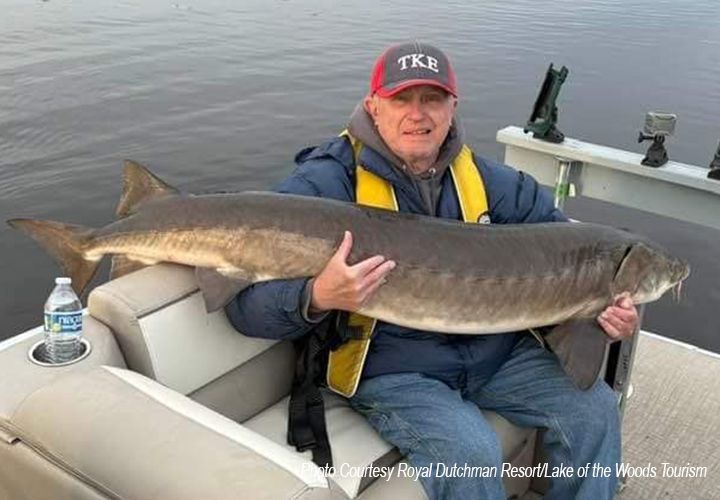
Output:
(326, 131), (489, 397)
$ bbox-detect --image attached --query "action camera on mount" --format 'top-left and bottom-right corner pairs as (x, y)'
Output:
(638, 112), (676, 168)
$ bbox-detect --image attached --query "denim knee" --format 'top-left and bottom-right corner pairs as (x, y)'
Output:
(557, 381), (621, 465)
(351, 374), (508, 499)
(576, 382), (620, 436)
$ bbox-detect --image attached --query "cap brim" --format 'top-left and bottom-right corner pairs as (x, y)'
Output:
(375, 79), (457, 98)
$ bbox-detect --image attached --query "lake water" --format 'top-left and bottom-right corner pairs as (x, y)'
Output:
(1, 0), (719, 351)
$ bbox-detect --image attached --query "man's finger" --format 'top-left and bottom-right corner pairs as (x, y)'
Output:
(350, 255), (388, 276)
(598, 316), (622, 340)
(609, 308), (636, 324)
(335, 231), (353, 263)
(361, 259), (396, 287)
(600, 311), (626, 332)
(360, 274), (390, 303)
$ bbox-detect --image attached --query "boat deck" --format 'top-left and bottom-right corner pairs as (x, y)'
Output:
(524, 332), (720, 500)
(617, 332), (720, 499)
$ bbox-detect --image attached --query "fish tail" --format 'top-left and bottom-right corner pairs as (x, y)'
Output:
(6, 219), (99, 296)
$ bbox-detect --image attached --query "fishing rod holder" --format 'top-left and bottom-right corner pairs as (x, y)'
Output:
(553, 157), (580, 210)
(708, 139), (720, 180)
(638, 112), (676, 168)
(524, 64), (569, 144)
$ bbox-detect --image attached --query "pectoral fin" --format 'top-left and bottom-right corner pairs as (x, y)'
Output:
(544, 319), (610, 391)
(110, 255), (150, 280)
(195, 267), (254, 312)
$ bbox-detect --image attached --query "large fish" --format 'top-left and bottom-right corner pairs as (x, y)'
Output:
(8, 161), (689, 388)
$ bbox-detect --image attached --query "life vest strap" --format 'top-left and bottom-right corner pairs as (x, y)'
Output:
(327, 132), (488, 398)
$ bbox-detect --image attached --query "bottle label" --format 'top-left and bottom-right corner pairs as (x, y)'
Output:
(44, 311), (83, 334)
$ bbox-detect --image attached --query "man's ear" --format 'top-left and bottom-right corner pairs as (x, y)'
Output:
(363, 94), (378, 119)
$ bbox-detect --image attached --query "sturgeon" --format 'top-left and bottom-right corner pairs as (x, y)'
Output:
(8, 161), (689, 388)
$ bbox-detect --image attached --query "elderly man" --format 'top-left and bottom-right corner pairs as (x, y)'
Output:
(226, 41), (638, 500)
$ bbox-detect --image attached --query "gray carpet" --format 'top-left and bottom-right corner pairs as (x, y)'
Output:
(618, 334), (720, 499)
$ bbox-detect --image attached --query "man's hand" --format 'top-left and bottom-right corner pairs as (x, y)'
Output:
(597, 293), (639, 341)
(310, 231), (396, 313)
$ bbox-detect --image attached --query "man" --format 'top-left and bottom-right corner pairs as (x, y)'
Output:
(225, 41), (638, 500)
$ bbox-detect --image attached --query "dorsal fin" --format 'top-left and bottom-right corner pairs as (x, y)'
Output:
(116, 160), (180, 218)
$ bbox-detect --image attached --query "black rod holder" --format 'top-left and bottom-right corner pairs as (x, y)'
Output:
(709, 139), (720, 180)
(524, 64), (569, 144)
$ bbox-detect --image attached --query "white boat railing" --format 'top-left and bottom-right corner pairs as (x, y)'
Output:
(497, 126), (720, 232)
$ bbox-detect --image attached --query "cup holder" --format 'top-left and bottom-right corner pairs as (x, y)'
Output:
(28, 339), (92, 367)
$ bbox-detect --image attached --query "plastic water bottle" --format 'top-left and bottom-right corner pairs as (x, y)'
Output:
(44, 277), (83, 363)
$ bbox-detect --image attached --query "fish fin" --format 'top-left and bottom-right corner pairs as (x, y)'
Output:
(195, 267), (253, 312)
(7, 219), (99, 296)
(612, 243), (653, 296)
(116, 160), (180, 218)
(544, 319), (610, 391)
(109, 255), (150, 280)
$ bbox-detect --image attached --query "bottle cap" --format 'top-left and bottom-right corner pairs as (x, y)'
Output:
(56, 277), (72, 285)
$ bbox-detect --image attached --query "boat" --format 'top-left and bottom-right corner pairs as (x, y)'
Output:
(1, 126), (718, 500)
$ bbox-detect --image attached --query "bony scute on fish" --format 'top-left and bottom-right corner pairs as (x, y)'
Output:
(7, 160), (690, 389)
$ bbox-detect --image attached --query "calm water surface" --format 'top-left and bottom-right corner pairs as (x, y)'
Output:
(1, 0), (719, 350)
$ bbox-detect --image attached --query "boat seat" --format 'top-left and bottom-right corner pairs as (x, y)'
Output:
(4, 364), (348, 500)
(87, 263), (538, 499)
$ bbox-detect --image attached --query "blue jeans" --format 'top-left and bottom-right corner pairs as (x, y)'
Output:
(349, 335), (621, 500)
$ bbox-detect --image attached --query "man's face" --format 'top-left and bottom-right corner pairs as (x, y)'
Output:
(364, 85), (457, 172)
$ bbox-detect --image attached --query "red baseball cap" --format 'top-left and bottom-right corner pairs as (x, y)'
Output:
(370, 42), (458, 98)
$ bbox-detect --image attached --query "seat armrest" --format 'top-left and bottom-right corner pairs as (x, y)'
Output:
(0, 317), (124, 438)
(88, 264), (285, 397)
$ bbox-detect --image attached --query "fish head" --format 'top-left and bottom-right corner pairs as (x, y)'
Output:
(613, 241), (690, 304)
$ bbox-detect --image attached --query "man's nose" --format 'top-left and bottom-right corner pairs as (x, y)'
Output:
(407, 98), (425, 120)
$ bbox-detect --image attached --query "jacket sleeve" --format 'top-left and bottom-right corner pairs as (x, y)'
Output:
(478, 157), (569, 224)
(225, 142), (355, 340)
(512, 170), (569, 223)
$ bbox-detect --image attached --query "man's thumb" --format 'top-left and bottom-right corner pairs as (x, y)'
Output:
(616, 292), (632, 308)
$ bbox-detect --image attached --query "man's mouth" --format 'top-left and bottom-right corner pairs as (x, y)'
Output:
(404, 129), (432, 135)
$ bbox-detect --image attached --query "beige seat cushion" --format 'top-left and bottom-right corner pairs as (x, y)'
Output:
(6, 366), (348, 500)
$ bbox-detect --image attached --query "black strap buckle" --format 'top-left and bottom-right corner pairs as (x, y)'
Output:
(286, 315), (335, 468)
